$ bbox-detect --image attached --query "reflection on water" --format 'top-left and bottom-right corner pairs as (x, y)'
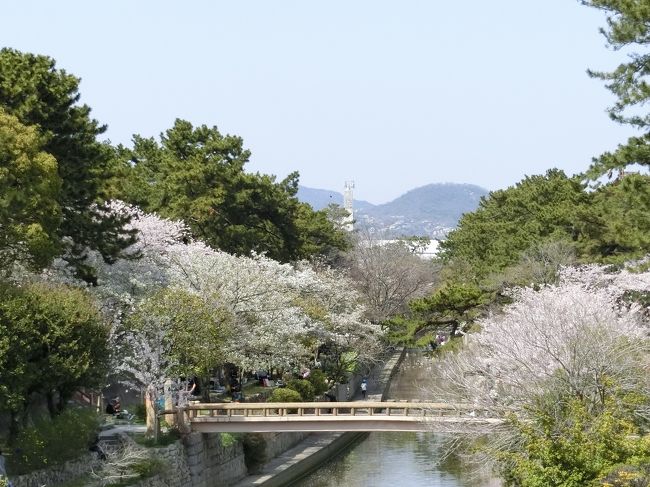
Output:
(292, 431), (484, 487)
(292, 350), (501, 487)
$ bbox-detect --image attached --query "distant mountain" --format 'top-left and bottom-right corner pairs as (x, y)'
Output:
(298, 183), (489, 238)
(296, 186), (376, 211)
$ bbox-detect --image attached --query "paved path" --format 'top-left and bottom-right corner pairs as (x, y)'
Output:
(98, 424), (147, 438)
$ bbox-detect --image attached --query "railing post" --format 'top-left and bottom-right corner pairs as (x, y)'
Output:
(154, 413), (160, 444)
(176, 407), (190, 434)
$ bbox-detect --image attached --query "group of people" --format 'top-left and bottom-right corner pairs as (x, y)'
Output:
(105, 396), (133, 421)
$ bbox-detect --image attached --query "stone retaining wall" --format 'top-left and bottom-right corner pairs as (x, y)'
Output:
(9, 431), (311, 487)
(125, 433), (245, 487)
(11, 452), (101, 487)
(262, 432), (308, 461)
(127, 431), (309, 487)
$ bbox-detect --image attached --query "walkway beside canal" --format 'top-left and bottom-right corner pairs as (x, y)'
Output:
(231, 348), (405, 487)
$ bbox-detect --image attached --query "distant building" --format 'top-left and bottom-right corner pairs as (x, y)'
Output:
(375, 239), (440, 259)
(343, 180), (354, 232)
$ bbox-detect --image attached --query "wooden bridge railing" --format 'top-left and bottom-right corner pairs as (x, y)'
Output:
(182, 401), (488, 420)
(160, 401), (500, 433)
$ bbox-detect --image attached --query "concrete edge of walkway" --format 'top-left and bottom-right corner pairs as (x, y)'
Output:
(231, 431), (367, 487)
(232, 348), (405, 487)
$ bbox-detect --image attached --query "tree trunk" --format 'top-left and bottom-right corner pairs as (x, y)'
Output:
(145, 384), (156, 437)
(9, 410), (19, 443)
(46, 391), (56, 418)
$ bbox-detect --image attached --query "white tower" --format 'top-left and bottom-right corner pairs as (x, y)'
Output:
(343, 180), (354, 232)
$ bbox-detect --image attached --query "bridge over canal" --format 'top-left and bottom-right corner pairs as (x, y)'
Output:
(171, 401), (502, 433)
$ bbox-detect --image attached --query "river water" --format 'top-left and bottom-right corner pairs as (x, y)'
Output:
(292, 350), (501, 487)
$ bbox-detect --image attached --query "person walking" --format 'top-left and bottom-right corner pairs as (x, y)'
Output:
(360, 379), (368, 399)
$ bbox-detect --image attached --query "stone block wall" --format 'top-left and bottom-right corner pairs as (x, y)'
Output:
(262, 432), (308, 461)
(131, 440), (191, 487)
(127, 432), (247, 487)
(183, 433), (247, 487)
(9, 430), (309, 487)
(11, 452), (101, 487)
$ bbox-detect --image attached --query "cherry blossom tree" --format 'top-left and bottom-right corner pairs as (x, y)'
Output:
(434, 263), (650, 418)
(292, 263), (384, 381)
(430, 261), (650, 479)
(32, 202), (381, 430)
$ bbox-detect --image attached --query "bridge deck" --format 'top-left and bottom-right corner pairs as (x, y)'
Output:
(173, 401), (501, 433)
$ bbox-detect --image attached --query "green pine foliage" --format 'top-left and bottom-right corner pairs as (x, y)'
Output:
(576, 173), (650, 262)
(0, 48), (136, 282)
(439, 169), (587, 281)
(439, 170), (650, 283)
(0, 109), (61, 272)
(112, 119), (349, 262)
(582, 0), (650, 178)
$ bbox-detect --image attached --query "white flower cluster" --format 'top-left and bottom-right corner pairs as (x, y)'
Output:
(435, 261), (650, 417)
(38, 202), (382, 391)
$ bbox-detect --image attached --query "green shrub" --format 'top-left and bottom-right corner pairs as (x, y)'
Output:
(220, 433), (241, 447)
(287, 379), (315, 401)
(8, 408), (100, 474)
(307, 370), (329, 396)
(133, 403), (147, 423)
(0, 477), (8, 487)
(242, 433), (267, 473)
(269, 388), (302, 403)
(131, 457), (165, 478)
(132, 429), (180, 448)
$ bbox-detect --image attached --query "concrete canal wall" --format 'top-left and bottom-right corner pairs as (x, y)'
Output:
(232, 348), (405, 487)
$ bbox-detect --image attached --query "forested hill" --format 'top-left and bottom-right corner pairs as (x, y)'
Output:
(296, 186), (376, 211)
(298, 183), (489, 237)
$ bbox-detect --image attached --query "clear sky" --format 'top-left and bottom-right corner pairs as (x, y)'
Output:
(2, 1), (638, 204)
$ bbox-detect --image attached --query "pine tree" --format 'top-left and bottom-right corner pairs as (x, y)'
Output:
(0, 48), (136, 282)
(582, 1), (650, 178)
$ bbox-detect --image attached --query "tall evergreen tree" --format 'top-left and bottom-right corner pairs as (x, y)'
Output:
(439, 169), (588, 280)
(0, 109), (61, 272)
(0, 48), (135, 282)
(582, 1), (650, 178)
(115, 119), (348, 262)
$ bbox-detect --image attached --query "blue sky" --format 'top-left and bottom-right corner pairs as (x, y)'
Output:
(2, 1), (637, 203)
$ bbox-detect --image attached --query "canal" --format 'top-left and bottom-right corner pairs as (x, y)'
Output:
(292, 350), (501, 487)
